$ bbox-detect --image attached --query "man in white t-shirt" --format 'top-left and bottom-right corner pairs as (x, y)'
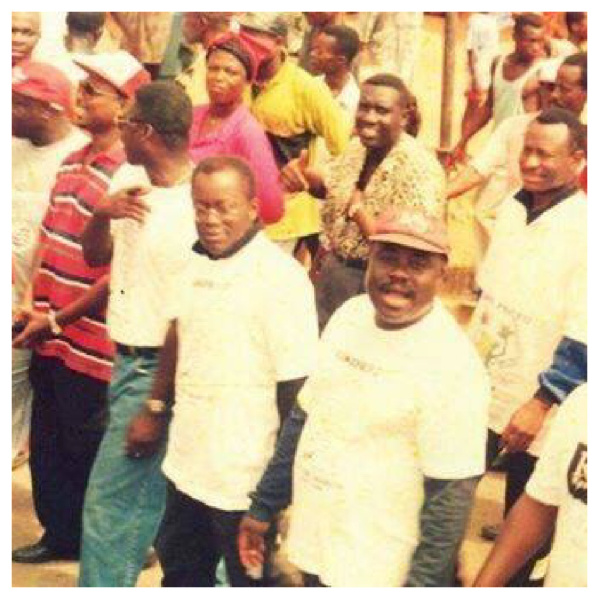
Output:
(79, 81), (196, 587)
(475, 384), (587, 587)
(12, 62), (88, 465)
(447, 52), (587, 271)
(469, 108), (587, 585)
(239, 206), (491, 587)
(309, 24), (361, 116)
(123, 155), (319, 586)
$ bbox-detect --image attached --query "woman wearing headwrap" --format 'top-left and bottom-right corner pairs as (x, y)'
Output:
(188, 34), (283, 225)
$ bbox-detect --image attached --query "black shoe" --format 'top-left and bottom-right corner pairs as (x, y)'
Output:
(12, 541), (79, 564)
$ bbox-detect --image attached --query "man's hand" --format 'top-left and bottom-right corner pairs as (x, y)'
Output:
(12, 311), (52, 348)
(501, 397), (552, 453)
(238, 514), (270, 569)
(125, 407), (167, 459)
(95, 187), (151, 223)
(280, 149), (324, 194)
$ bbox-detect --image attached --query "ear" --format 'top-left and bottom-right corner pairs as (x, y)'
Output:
(248, 196), (259, 221)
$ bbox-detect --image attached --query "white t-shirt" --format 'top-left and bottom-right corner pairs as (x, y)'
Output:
(107, 164), (197, 346)
(470, 192), (587, 455)
(466, 13), (500, 90)
(470, 113), (534, 230)
(286, 296), (490, 587)
(12, 128), (89, 302)
(527, 385), (587, 587)
(162, 232), (319, 510)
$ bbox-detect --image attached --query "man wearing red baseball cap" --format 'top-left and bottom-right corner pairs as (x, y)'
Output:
(12, 53), (149, 565)
(12, 61), (89, 472)
(239, 207), (491, 587)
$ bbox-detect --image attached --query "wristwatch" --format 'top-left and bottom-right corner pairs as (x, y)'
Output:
(48, 311), (63, 336)
(145, 398), (169, 416)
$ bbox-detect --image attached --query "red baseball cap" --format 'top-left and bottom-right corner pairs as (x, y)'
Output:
(369, 207), (449, 255)
(12, 61), (73, 114)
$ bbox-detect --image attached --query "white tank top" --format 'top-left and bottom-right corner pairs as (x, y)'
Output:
(492, 55), (542, 127)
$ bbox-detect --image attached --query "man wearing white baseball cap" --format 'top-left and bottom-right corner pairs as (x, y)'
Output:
(12, 53), (148, 565)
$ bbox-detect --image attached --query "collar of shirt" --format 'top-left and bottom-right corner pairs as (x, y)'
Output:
(514, 184), (580, 224)
(192, 222), (261, 260)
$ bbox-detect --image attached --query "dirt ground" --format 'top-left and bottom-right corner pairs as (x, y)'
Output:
(12, 459), (504, 587)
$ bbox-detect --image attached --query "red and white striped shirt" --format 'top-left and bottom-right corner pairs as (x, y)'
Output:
(33, 142), (126, 382)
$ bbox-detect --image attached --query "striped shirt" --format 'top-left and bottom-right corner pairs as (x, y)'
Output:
(33, 143), (126, 382)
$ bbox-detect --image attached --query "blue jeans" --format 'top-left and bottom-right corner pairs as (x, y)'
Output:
(79, 349), (166, 587)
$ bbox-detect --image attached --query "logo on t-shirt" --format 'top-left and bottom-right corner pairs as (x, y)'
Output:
(567, 442), (587, 504)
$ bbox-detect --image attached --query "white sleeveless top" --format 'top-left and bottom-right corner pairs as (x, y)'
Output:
(492, 55), (543, 127)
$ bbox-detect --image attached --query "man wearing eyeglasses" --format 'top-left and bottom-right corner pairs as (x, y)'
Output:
(11, 53), (148, 565)
(79, 79), (198, 587)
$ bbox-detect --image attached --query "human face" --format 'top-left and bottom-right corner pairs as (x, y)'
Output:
(12, 91), (53, 140)
(116, 104), (149, 165)
(75, 73), (124, 134)
(206, 50), (247, 106)
(514, 25), (546, 62)
(309, 32), (341, 76)
(192, 169), (257, 257)
(182, 13), (208, 45)
(551, 65), (586, 115)
(355, 84), (406, 151)
(12, 13), (40, 67)
(366, 242), (446, 329)
(520, 121), (582, 193)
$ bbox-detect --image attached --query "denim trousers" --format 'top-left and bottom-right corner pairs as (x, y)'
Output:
(79, 349), (166, 587)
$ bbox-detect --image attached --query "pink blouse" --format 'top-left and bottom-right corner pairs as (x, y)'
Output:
(189, 104), (284, 225)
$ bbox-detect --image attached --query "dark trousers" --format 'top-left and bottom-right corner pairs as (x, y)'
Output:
(303, 572), (327, 587)
(156, 480), (275, 587)
(29, 353), (108, 554)
(486, 429), (552, 587)
(314, 253), (366, 331)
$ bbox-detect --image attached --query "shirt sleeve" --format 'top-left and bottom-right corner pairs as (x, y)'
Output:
(263, 263), (319, 382)
(235, 120), (285, 225)
(301, 75), (352, 157)
(469, 117), (512, 177)
(416, 352), (490, 480)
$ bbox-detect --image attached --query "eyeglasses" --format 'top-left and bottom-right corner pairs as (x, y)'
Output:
(80, 80), (120, 99)
(116, 115), (146, 130)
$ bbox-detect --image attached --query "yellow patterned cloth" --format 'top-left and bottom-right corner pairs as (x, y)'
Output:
(322, 134), (446, 260)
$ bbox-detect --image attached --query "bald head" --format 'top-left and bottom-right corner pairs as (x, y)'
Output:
(12, 12), (41, 67)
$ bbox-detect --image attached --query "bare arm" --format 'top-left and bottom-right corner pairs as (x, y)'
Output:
(473, 493), (558, 587)
(82, 213), (113, 268)
(446, 165), (486, 200)
(149, 319), (178, 405)
(82, 187), (151, 267)
(13, 274), (111, 348)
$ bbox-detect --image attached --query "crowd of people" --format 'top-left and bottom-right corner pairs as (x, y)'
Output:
(12, 11), (587, 588)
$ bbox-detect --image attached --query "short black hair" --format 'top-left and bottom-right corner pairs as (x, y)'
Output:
(193, 155), (256, 199)
(535, 107), (586, 153)
(321, 24), (360, 64)
(66, 12), (105, 35)
(565, 12), (586, 31)
(563, 52), (587, 90)
(135, 81), (192, 150)
(362, 73), (421, 137)
(514, 12), (544, 36)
